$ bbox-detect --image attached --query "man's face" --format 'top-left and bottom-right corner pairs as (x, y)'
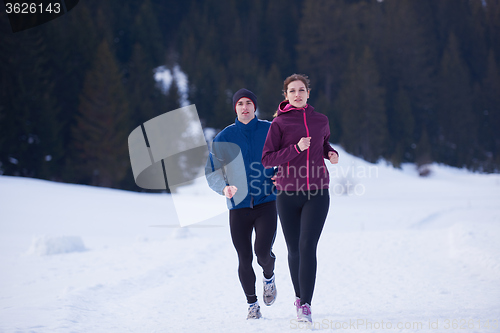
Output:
(235, 97), (256, 124)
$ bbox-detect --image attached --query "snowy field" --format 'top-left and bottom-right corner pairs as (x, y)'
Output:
(1, 146), (500, 333)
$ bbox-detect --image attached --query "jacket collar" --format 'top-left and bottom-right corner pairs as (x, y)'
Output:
(277, 100), (311, 116)
(235, 115), (258, 131)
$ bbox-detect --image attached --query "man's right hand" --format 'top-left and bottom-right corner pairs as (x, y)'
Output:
(223, 185), (238, 199)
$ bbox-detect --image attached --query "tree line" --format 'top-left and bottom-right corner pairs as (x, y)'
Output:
(1, 0), (499, 191)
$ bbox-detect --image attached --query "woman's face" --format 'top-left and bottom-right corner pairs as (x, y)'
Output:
(235, 97), (256, 124)
(285, 80), (310, 108)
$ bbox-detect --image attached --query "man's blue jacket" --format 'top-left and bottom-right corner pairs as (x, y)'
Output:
(205, 116), (276, 210)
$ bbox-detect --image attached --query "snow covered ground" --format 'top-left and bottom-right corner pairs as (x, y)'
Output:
(1, 146), (500, 333)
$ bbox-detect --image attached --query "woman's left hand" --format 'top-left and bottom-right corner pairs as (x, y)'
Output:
(328, 151), (339, 164)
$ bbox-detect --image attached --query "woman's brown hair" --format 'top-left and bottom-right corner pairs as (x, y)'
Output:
(282, 73), (311, 97)
(273, 74), (311, 117)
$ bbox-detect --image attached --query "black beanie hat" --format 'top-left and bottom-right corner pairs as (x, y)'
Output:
(232, 88), (257, 113)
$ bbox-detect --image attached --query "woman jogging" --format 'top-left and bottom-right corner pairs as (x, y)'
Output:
(206, 88), (278, 320)
(262, 74), (339, 323)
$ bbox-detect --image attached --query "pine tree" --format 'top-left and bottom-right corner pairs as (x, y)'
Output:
(71, 40), (131, 188)
(256, 63), (283, 120)
(177, 2), (222, 128)
(317, 91), (340, 144)
(485, 0), (500, 67)
(127, 43), (168, 126)
(39, 2), (100, 182)
(336, 47), (387, 162)
(131, 0), (165, 66)
(389, 87), (415, 166)
(468, 0), (489, 81)
(260, 0), (300, 76)
(375, 0), (437, 160)
(436, 32), (476, 167)
(415, 128), (432, 175)
(480, 50), (500, 168)
(0, 21), (62, 179)
(0, 14), (16, 175)
(297, 0), (352, 104)
(150, 0), (191, 44)
(177, 0), (270, 129)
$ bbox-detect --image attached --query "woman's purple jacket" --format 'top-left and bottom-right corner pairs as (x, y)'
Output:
(262, 100), (338, 192)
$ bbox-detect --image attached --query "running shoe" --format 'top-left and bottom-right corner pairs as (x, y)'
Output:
(247, 301), (262, 319)
(294, 297), (301, 318)
(297, 303), (312, 323)
(263, 274), (277, 306)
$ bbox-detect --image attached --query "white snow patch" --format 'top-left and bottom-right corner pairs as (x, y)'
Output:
(203, 127), (218, 144)
(26, 235), (87, 256)
(1, 150), (500, 332)
(171, 227), (194, 239)
(154, 64), (190, 107)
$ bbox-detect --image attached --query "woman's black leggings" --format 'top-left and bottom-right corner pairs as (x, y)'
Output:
(229, 200), (277, 304)
(276, 189), (330, 306)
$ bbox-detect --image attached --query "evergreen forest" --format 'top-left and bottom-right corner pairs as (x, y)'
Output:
(1, 0), (499, 191)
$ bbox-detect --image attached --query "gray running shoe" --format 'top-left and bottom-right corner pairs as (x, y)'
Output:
(263, 274), (277, 306)
(247, 301), (262, 319)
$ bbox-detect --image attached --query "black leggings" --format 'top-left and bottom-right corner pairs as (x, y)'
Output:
(229, 200), (277, 304)
(276, 189), (330, 306)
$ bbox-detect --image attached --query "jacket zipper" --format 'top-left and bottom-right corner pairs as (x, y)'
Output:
(303, 109), (310, 190)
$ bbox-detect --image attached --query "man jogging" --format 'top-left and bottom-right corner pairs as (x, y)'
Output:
(206, 88), (278, 319)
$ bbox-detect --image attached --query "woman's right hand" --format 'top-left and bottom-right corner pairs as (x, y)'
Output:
(223, 185), (238, 199)
(297, 137), (311, 151)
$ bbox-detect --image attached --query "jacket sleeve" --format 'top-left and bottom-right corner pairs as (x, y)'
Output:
(323, 124), (338, 159)
(205, 138), (227, 195)
(261, 121), (301, 168)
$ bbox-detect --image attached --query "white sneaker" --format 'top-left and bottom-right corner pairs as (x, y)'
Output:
(247, 301), (262, 319)
(297, 303), (312, 323)
(263, 274), (277, 306)
(294, 297), (301, 318)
